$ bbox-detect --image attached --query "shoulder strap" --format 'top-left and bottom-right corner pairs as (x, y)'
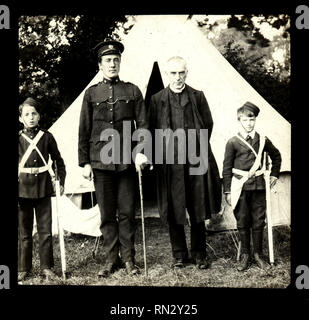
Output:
(235, 134), (258, 157)
(234, 134), (266, 175)
(249, 135), (266, 175)
(19, 131), (55, 178)
(19, 130), (45, 170)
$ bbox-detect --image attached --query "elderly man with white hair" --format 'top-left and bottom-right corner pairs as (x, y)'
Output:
(149, 56), (222, 269)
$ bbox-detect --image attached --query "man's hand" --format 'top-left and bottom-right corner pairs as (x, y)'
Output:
(270, 176), (278, 189)
(82, 164), (93, 181)
(135, 153), (148, 172)
(225, 193), (231, 206)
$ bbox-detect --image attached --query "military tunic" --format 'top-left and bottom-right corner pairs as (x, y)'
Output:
(78, 77), (148, 171)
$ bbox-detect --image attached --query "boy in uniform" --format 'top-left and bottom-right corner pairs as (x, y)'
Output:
(18, 97), (66, 281)
(222, 102), (281, 271)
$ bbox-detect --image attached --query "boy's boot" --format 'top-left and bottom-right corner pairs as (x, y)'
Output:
(252, 229), (269, 270)
(237, 229), (250, 271)
(18, 271), (30, 282)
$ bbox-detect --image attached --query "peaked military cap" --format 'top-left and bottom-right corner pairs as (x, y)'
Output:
(93, 39), (124, 58)
(238, 101), (260, 117)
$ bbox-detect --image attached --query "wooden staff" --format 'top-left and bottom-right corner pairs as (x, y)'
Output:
(263, 152), (274, 265)
(91, 192), (101, 258)
(54, 161), (67, 280)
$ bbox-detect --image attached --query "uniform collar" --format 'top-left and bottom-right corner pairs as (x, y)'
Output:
(103, 76), (120, 84)
(23, 126), (40, 134)
(239, 129), (256, 140)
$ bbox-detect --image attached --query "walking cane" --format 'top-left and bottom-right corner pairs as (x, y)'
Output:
(90, 191), (101, 258)
(137, 166), (148, 276)
(54, 161), (67, 280)
(263, 152), (274, 265)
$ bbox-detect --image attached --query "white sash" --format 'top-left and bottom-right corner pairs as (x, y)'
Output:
(230, 134), (265, 209)
(19, 130), (55, 178)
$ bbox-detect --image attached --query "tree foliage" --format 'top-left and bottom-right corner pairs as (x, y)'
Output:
(19, 15), (127, 129)
(195, 14), (290, 121)
(19, 15), (291, 130)
(223, 41), (290, 121)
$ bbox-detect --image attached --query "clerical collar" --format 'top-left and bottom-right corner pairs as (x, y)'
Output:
(103, 76), (120, 84)
(169, 84), (186, 94)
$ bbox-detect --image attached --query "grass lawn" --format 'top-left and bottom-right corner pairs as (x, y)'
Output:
(19, 218), (290, 288)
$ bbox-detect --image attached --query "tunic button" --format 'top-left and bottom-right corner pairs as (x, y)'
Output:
(34, 159), (37, 162)
(110, 108), (113, 111)
(97, 103), (99, 105)
(110, 121), (113, 124)
(109, 96), (112, 99)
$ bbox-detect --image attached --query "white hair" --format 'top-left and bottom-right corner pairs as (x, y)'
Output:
(165, 56), (187, 71)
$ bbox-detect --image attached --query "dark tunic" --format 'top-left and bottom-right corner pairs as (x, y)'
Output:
(78, 77), (148, 171)
(18, 127), (66, 199)
(222, 132), (282, 192)
(149, 85), (222, 225)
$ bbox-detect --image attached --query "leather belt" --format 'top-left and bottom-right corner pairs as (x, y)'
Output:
(19, 165), (49, 174)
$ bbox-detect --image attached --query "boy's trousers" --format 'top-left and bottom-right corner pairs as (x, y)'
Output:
(234, 190), (266, 254)
(18, 197), (54, 272)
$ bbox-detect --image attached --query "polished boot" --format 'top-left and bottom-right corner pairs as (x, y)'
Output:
(237, 229), (251, 271)
(18, 271), (30, 282)
(252, 229), (263, 255)
(238, 229), (251, 253)
(195, 257), (210, 269)
(41, 268), (57, 281)
(125, 261), (139, 275)
(237, 253), (250, 271)
(253, 253), (269, 270)
(98, 262), (118, 278)
(171, 258), (185, 268)
(252, 229), (270, 269)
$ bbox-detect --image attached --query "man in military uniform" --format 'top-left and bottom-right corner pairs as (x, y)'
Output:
(149, 56), (222, 269)
(78, 39), (148, 277)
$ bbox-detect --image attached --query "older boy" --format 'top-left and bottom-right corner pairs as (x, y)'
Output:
(18, 97), (66, 281)
(222, 102), (281, 271)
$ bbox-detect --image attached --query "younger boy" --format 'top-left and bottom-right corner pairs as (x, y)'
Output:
(18, 97), (66, 281)
(222, 101), (281, 271)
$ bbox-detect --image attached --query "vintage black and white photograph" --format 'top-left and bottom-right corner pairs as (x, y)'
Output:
(15, 13), (294, 290)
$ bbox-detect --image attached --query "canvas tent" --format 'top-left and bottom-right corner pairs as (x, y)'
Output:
(48, 15), (291, 236)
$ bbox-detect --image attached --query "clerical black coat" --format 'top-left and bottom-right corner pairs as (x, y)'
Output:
(149, 85), (222, 224)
